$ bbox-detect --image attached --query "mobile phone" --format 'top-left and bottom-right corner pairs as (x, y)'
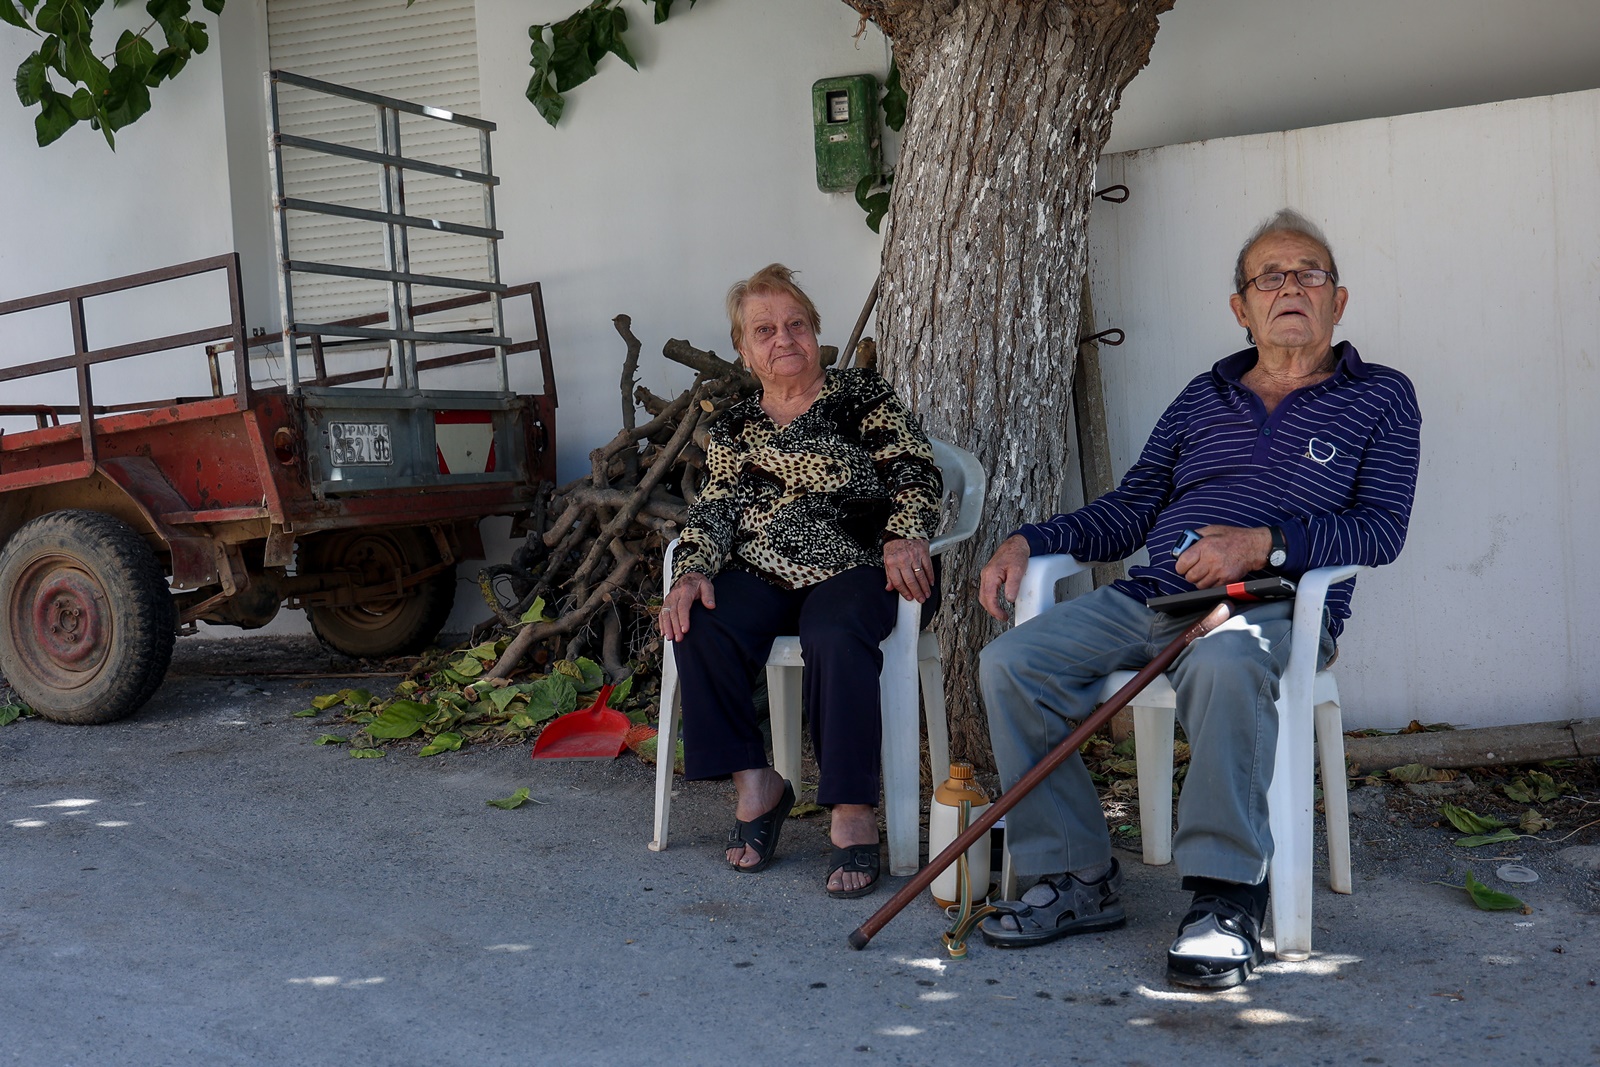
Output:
(1171, 528), (1203, 558)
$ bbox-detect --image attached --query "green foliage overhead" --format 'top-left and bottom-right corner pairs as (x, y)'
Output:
(6, 0), (222, 147)
(526, 0), (694, 128)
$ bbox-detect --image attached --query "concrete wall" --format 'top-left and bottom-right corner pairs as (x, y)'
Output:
(1107, 0), (1600, 154)
(1088, 89), (1600, 730)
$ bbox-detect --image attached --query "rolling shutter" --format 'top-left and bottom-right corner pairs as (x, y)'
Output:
(266, 0), (488, 331)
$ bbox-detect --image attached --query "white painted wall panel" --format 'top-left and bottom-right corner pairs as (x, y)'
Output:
(0, 12), (235, 417)
(1088, 90), (1600, 730)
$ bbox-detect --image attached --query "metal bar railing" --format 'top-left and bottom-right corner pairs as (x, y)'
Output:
(268, 70), (510, 397)
(278, 197), (503, 241)
(270, 69), (496, 132)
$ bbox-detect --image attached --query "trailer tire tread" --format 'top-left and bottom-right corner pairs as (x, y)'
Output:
(0, 509), (177, 724)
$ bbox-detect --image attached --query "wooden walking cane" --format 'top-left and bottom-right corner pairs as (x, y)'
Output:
(848, 600), (1237, 951)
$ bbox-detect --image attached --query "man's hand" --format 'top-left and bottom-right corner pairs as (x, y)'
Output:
(883, 537), (934, 603)
(1174, 525), (1273, 588)
(659, 571), (715, 642)
(978, 534), (1032, 621)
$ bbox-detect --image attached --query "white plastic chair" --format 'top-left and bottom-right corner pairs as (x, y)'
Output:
(1005, 554), (1365, 961)
(648, 439), (986, 877)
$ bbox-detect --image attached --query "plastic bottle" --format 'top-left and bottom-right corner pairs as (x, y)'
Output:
(928, 761), (991, 908)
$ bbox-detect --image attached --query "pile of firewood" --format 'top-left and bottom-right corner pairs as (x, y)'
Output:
(473, 317), (825, 686)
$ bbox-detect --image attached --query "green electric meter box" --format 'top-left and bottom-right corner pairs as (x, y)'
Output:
(812, 74), (881, 193)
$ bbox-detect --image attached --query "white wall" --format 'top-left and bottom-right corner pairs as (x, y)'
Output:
(1106, 0), (1600, 154)
(1087, 89), (1600, 731)
(476, 0), (890, 471)
(0, 11), (236, 411)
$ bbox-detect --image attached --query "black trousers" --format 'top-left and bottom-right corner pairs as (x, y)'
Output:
(672, 566), (901, 807)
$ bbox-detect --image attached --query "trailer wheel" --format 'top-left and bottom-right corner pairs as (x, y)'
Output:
(301, 528), (456, 658)
(0, 510), (177, 724)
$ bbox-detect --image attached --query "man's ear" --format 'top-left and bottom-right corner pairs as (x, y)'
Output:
(1229, 291), (1249, 328)
(1332, 285), (1349, 323)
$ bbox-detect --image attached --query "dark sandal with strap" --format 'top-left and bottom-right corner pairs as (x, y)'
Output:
(826, 843), (882, 899)
(726, 779), (795, 873)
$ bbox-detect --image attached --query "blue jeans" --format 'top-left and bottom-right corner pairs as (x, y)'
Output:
(980, 585), (1333, 885)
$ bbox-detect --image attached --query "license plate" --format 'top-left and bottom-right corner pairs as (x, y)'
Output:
(327, 422), (393, 466)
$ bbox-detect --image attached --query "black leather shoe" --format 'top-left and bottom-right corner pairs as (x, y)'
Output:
(1166, 894), (1264, 989)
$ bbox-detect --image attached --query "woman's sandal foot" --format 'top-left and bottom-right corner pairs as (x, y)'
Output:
(726, 780), (795, 873)
(826, 843), (881, 899)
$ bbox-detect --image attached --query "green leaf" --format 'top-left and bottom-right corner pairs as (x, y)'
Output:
(102, 67), (150, 130)
(342, 688), (374, 707)
(526, 78), (564, 127)
(450, 655), (484, 678)
(1440, 803), (1505, 835)
(607, 674), (633, 707)
(1387, 763), (1455, 784)
(350, 747), (386, 758)
(366, 699), (436, 739)
(418, 732), (463, 757)
(1464, 870), (1526, 911)
(572, 657), (605, 692)
(0, 704), (24, 726)
(467, 640), (500, 662)
(487, 786), (542, 810)
(599, 5), (636, 70)
(314, 733), (348, 745)
(311, 693), (344, 710)
(1456, 827), (1521, 848)
(185, 20), (207, 53)
(521, 673), (577, 723)
(881, 55), (906, 132)
(487, 685), (522, 712)
(35, 91), (76, 145)
(548, 10), (599, 91)
(200, 0), (222, 13)
(292, 707), (319, 718)
(0, 0), (35, 32)
(1519, 808), (1554, 834)
(1502, 779), (1533, 803)
(16, 52), (48, 105)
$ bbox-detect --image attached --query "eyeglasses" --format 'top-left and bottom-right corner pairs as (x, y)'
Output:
(1241, 268), (1335, 293)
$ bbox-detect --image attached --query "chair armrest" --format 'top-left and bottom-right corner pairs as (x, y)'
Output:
(1290, 564), (1367, 645)
(662, 539), (680, 597)
(1013, 554), (1089, 627)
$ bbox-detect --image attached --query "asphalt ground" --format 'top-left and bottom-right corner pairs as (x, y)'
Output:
(3, 637), (1597, 1067)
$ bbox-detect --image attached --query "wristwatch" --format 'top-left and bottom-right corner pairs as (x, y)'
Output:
(1267, 526), (1288, 571)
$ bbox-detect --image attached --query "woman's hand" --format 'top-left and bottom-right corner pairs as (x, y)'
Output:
(883, 537), (933, 603)
(660, 571), (716, 642)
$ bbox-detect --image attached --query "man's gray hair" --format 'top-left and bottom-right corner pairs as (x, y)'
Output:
(1232, 209), (1340, 292)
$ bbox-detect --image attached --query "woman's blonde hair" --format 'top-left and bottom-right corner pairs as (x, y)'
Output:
(726, 263), (821, 353)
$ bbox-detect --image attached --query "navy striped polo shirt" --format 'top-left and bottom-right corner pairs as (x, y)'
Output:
(1014, 341), (1421, 639)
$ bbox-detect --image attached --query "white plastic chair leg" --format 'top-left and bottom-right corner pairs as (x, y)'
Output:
(649, 645), (681, 852)
(767, 663), (805, 792)
(1132, 703), (1176, 866)
(1268, 694), (1316, 961)
(1316, 696), (1353, 895)
(879, 599), (922, 877)
(918, 631), (950, 790)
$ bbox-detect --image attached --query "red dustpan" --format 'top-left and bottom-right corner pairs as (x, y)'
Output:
(530, 683), (628, 760)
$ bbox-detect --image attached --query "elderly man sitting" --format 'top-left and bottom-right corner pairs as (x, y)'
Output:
(976, 209), (1422, 989)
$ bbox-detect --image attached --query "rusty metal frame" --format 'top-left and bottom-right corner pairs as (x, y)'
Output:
(0, 254), (249, 488)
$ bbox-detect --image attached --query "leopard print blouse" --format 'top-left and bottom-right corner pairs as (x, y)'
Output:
(671, 368), (942, 590)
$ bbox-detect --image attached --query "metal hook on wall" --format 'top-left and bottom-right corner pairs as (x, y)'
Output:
(1077, 328), (1125, 347)
(1093, 184), (1130, 204)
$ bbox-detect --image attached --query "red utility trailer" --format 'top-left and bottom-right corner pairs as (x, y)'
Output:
(0, 72), (557, 724)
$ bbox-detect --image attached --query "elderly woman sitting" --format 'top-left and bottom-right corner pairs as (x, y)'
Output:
(658, 264), (942, 899)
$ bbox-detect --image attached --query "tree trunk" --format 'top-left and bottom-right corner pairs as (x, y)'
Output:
(852, 1), (1170, 767)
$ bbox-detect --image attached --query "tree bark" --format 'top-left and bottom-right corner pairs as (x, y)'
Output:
(851, 0), (1170, 766)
